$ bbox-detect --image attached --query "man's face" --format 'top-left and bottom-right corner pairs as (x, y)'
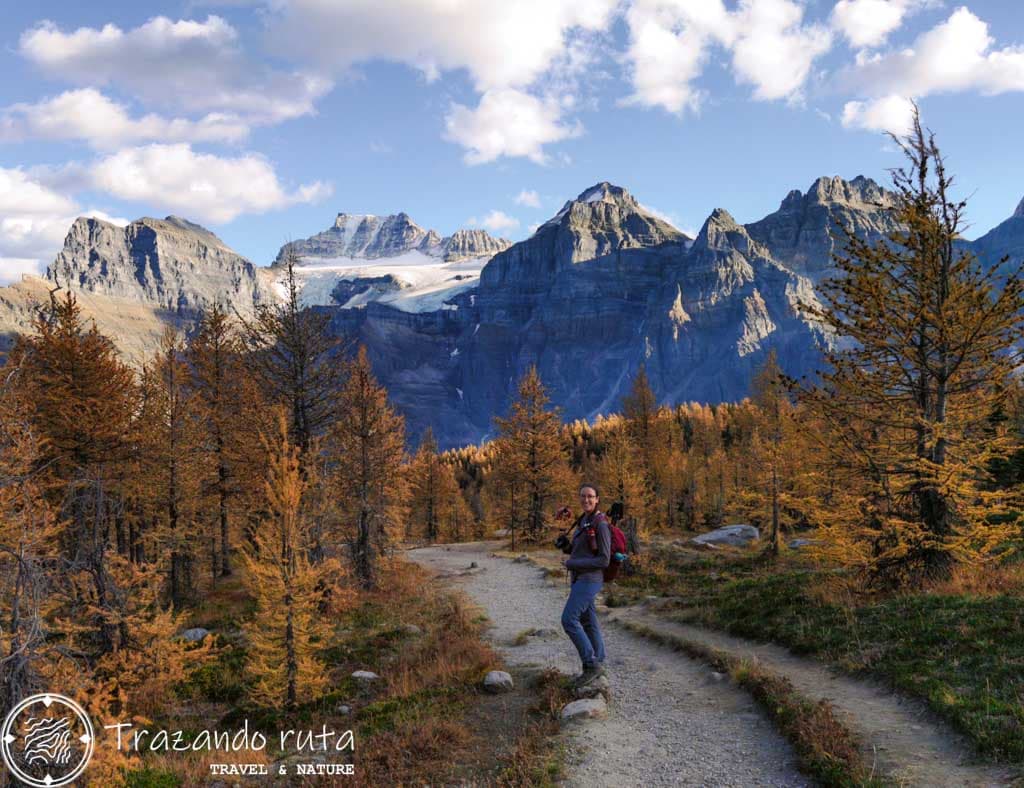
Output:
(580, 488), (598, 514)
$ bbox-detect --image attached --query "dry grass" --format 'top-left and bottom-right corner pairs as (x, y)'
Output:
(929, 561), (1024, 596)
(493, 669), (573, 787)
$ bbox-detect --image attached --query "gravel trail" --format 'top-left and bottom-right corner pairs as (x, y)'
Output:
(617, 608), (1019, 787)
(407, 541), (809, 788)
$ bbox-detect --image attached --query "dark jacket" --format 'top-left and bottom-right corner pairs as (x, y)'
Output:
(563, 511), (611, 584)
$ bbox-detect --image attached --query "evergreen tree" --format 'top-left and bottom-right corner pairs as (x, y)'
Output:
(9, 291), (138, 654)
(188, 304), (265, 578)
(137, 329), (204, 607)
(799, 108), (1024, 585)
(0, 372), (59, 712)
(242, 413), (335, 710)
(406, 428), (473, 543)
(331, 347), (406, 588)
(493, 367), (570, 540)
(241, 253), (346, 467)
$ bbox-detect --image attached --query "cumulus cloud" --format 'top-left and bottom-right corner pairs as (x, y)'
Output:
(0, 88), (249, 150)
(514, 189), (542, 208)
(444, 89), (582, 165)
(622, 0), (831, 114)
(267, 0), (618, 92)
(88, 144), (331, 224)
(731, 0), (832, 102)
(840, 7), (1024, 134)
(19, 16), (330, 124)
(266, 0), (616, 164)
(831, 0), (924, 49)
(469, 210), (520, 233)
(846, 7), (1024, 97)
(0, 167), (127, 284)
(841, 94), (915, 132)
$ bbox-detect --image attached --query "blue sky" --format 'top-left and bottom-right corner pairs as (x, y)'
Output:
(1, 0), (1022, 283)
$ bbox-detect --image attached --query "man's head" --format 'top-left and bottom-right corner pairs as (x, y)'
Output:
(579, 483), (599, 514)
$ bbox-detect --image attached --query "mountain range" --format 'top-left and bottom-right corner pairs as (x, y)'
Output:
(2, 176), (1021, 448)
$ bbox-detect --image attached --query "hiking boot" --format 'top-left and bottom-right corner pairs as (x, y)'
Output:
(572, 663), (606, 688)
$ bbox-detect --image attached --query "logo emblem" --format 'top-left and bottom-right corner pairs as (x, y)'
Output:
(1, 693), (94, 787)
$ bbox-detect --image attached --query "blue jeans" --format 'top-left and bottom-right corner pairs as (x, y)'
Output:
(561, 579), (605, 668)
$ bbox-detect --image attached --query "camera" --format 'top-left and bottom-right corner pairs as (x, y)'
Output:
(554, 533), (571, 552)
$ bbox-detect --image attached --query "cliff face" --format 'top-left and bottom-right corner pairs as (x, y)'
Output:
(48, 215), (274, 317)
(971, 195), (1024, 271)
(5, 178), (1022, 449)
(745, 175), (900, 279)
(337, 184), (828, 446)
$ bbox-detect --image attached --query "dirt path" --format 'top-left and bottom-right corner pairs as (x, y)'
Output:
(616, 606), (1018, 787)
(408, 541), (809, 787)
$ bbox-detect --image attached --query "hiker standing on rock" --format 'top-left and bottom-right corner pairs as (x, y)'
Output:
(558, 483), (611, 687)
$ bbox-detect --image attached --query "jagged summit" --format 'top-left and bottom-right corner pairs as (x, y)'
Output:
(541, 181), (678, 234)
(692, 208), (751, 253)
(46, 214), (270, 316)
(745, 175), (901, 279)
(1014, 195), (1024, 219)
(276, 212), (509, 264)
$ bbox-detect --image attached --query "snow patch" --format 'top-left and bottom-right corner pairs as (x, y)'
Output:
(280, 251), (490, 313)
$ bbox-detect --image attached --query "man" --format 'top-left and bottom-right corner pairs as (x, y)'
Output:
(559, 483), (611, 687)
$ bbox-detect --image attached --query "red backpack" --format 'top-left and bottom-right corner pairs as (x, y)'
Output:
(584, 512), (628, 583)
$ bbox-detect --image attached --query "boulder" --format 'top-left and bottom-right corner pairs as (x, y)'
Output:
(351, 670), (381, 683)
(560, 697), (608, 722)
(788, 538), (820, 550)
(180, 627), (210, 642)
(690, 524), (760, 548)
(483, 670), (514, 694)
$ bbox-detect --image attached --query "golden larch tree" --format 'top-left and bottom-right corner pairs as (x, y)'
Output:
(242, 412), (336, 710)
(799, 108), (1024, 585)
(331, 347), (406, 588)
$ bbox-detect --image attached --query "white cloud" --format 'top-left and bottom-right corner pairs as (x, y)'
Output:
(731, 0), (832, 102)
(839, 7), (1024, 136)
(444, 89), (582, 165)
(0, 167), (127, 284)
(622, 0), (831, 114)
(469, 210), (520, 233)
(514, 189), (542, 208)
(0, 88), (249, 150)
(831, 0), (921, 49)
(267, 0), (618, 92)
(841, 94), (915, 132)
(266, 1), (617, 164)
(88, 144), (331, 224)
(19, 16), (330, 124)
(846, 7), (1024, 98)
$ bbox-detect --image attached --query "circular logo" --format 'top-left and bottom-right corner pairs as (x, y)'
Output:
(1, 693), (94, 787)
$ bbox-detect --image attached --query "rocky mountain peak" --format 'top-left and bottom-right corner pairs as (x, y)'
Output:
(692, 208), (762, 257)
(806, 175), (893, 209)
(279, 212), (440, 263)
(443, 229), (512, 261)
(1013, 196), (1024, 219)
(278, 211), (509, 266)
(46, 214), (271, 317)
(745, 175), (902, 279)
